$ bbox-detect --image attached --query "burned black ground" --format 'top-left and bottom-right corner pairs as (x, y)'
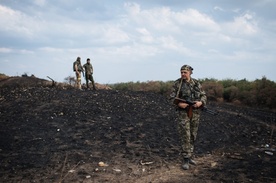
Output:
(0, 78), (275, 183)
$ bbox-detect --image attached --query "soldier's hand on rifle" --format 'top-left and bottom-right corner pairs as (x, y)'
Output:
(178, 102), (189, 109)
(193, 101), (203, 108)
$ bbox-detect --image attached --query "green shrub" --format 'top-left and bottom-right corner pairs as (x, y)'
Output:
(107, 76), (276, 109)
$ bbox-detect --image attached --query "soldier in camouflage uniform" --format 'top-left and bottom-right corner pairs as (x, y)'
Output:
(83, 58), (97, 90)
(170, 65), (207, 170)
(73, 57), (84, 90)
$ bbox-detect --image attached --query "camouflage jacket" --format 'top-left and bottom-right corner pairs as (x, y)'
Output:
(74, 61), (83, 72)
(170, 78), (207, 106)
(83, 63), (93, 75)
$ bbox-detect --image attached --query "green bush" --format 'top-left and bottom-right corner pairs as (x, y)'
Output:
(202, 81), (223, 101)
(107, 76), (276, 110)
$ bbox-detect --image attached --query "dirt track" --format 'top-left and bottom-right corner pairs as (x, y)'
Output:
(0, 77), (275, 183)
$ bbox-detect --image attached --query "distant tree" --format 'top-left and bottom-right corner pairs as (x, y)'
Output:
(223, 86), (239, 102)
(253, 76), (276, 108)
(64, 76), (75, 86)
(0, 73), (8, 80)
(220, 79), (236, 88)
(202, 81), (223, 101)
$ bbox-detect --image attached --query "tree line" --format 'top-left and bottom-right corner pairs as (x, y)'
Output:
(107, 77), (276, 110)
(1, 73), (275, 109)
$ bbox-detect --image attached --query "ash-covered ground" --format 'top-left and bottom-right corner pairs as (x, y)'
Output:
(0, 77), (275, 183)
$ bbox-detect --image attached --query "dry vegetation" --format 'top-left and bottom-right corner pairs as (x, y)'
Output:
(108, 77), (276, 110)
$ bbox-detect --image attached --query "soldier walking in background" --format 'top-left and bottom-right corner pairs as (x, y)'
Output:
(83, 58), (96, 90)
(170, 65), (207, 170)
(73, 57), (84, 90)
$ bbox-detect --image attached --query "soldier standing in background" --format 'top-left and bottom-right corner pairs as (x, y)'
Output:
(83, 58), (97, 90)
(73, 57), (84, 90)
(170, 65), (207, 170)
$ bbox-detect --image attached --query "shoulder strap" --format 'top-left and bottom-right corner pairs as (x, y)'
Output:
(176, 79), (183, 98)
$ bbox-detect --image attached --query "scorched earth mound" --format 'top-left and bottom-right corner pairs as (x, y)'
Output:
(0, 78), (275, 183)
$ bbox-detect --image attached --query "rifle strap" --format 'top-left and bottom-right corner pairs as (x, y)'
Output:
(187, 107), (193, 119)
(176, 79), (183, 98)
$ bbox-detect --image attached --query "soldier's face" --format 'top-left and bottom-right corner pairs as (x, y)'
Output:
(181, 70), (191, 80)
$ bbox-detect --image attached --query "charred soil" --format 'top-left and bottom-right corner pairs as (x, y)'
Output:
(0, 77), (275, 183)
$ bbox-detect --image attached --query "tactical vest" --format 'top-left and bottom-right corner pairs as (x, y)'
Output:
(73, 61), (83, 72)
(178, 79), (202, 101)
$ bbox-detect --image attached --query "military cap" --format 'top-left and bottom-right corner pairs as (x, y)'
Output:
(180, 65), (193, 71)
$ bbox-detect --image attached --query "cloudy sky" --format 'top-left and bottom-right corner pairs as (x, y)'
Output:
(0, 0), (275, 84)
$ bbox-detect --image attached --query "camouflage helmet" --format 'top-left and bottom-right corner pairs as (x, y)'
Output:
(76, 57), (81, 61)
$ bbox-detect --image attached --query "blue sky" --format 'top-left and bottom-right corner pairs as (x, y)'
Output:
(0, 0), (275, 84)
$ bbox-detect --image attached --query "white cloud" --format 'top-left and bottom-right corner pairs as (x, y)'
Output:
(136, 28), (154, 43)
(38, 47), (65, 53)
(174, 9), (219, 31)
(224, 12), (258, 36)
(124, 2), (140, 16)
(19, 49), (34, 54)
(158, 36), (192, 55)
(0, 5), (40, 38)
(232, 8), (241, 13)
(124, 3), (179, 32)
(124, 4), (220, 35)
(0, 47), (12, 53)
(0, 47), (33, 55)
(214, 6), (224, 11)
(102, 26), (130, 44)
(207, 49), (219, 53)
(34, 0), (46, 7)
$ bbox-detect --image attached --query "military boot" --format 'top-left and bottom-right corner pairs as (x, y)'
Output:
(182, 158), (189, 170)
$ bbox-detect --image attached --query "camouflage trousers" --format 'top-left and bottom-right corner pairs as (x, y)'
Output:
(75, 72), (82, 89)
(85, 74), (96, 89)
(177, 108), (201, 159)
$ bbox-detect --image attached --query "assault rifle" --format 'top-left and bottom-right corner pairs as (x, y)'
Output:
(77, 64), (85, 77)
(173, 97), (218, 118)
(79, 65), (85, 77)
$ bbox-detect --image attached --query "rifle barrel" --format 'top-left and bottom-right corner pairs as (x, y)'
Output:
(202, 107), (218, 115)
